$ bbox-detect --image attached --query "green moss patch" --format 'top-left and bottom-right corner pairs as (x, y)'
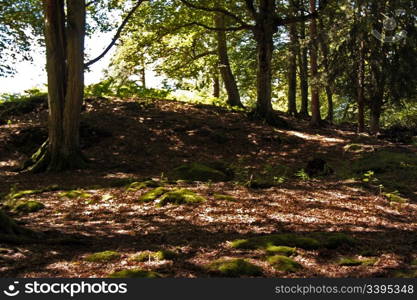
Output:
(213, 194), (237, 201)
(392, 269), (417, 278)
(384, 192), (408, 204)
(338, 257), (377, 266)
(267, 255), (302, 272)
(12, 200), (45, 213)
(109, 269), (162, 278)
(230, 232), (355, 251)
(138, 187), (169, 202)
(206, 258), (263, 277)
(4, 185), (59, 201)
(59, 190), (92, 199)
(130, 250), (177, 262)
(171, 162), (228, 182)
(265, 246), (296, 256)
(157, 189), (206, 207)
(85, 251), (121, 263)
(126, 180), (160, 191)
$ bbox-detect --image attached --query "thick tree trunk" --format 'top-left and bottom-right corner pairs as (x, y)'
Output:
(309, 0), (321, 126)
(298, 19), (309, 118)
(252, 0), (276, 123)
(287, 22), (298, 116)
(25, 0), (86, 172)
(357, 40), (366, 133)
(215, 12), (242, 107)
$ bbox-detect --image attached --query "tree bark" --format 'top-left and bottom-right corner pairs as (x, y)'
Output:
(253, 0), (276, 122)
(25, 0), (87, 172)
(298, 18), (309, 117)
(213, 71), (220, 98)
(215, 12), (242, 107)
(319, 19), (333, 122)
(309, 0), (321, 126)
(357, 40), (366, 132)
(287, 22), (298, 116)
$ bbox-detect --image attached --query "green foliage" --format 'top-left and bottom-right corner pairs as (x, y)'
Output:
(206, 258), (263, 277)
(295, 169), (310, 181)
(85, 251), (121, 263)
(157, 189), (206, 207)
(171, 163), (228, 182)
(138, 187), (169, 203)
(267, 255), (302, 272)
(85, 78), (170, 99)
(130, 250), (177, 262)
(384, 191), (408, 204)
(109, 269), (162, 278)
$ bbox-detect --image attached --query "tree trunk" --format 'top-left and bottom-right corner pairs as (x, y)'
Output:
(319, 19), (333, 122)
(309, 0), (321, 126)
(357, 40), (366, 132)
(287, 22), (298, 116)
(215, 12), (242, 107)
(213, 72), (220, 98)
(25, 0), (86, 172)
(252, 0), (276, 123)
(298, 18), (309, 117)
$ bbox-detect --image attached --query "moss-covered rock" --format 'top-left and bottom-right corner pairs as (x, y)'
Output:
(267, 255), (302, 272)
(109, 269), (162, 278)
(138, 187), (169, 203)
(230, 232), (355, 251)
(206, 258), (263, 277)
(11, 200), (45, 213)
(130, 250), (177, 262)
(171, 162), (228, 182)
(126, 180), (160, 191)
(85, 251), (121, 263)
(338, 257), (377, 266)
(59, 190), (92, 199)
(265, 245), (296, 256)
(157, 189), (206, 207)
(213, 194), (237, 201)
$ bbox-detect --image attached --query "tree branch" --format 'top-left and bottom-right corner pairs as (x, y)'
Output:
(84, 0), (147, 68)
(244, 0), (258, 19)
(275, 0), (329, 26)
(178, 0), (251, 29)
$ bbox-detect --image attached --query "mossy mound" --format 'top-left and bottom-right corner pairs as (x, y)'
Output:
(4, 185), (59, 200)
(5, 200), (45, 213)
(170, 162), (228, 182)
(338, 257), (377, 266)
(126, 180), (160, 191)
(138, 187), (169, 202)
(213, 194), (237, 201)
(157, 189), (206, 207)
(109, 269), (162, 278)
(206, 258), (263, 277)
(130, 250), (177, 262)
(384, 192), (408, 204)
(265, 246), (296, 256)
(230, 232), (355, 251)
(59, 190), (92, 199)
(245, 178), (275, 189)
(85, 251), (121, 263)
(267, 255), (302, 272)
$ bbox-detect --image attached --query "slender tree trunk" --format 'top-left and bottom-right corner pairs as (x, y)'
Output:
(298, 19), (309, 117)
(25, 0), (87, 172)
(309, 0), (321, 126)
(213, 72), (220, 98)
(319, 19), (333, 122)
(357, 40), (366, 133)
(141, 60), (146, 88)
(215, 12), (242, 107)
(287, 22), (298, 116)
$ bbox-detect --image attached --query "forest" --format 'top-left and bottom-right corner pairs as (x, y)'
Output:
(0, 0), (416, 279)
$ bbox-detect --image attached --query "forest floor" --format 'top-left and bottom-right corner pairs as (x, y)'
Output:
(0, 96), (416, 278)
